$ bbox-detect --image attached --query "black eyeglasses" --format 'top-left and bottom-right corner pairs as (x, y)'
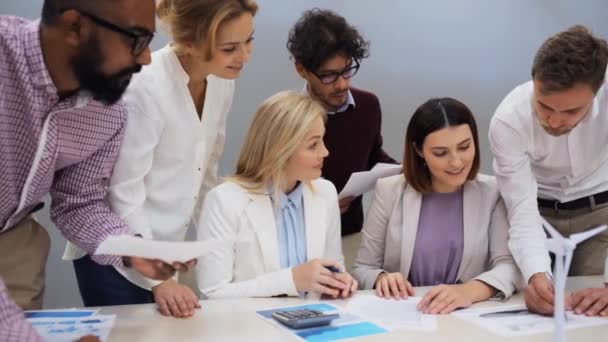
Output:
(311, 60), (360, 85)
(68, 9), (155, 56)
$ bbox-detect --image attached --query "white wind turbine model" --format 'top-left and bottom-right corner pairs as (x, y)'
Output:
(541, 217), (607, 342)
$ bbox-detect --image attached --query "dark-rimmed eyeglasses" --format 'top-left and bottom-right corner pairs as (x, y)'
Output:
(67, 9), (155, 56)
(311, 60), (360, 85)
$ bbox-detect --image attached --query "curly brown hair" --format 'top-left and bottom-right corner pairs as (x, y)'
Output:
(287, 8), (370, 72)
(532, 25), (608, 94)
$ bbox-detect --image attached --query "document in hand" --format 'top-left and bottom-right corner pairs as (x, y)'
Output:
(338, 163), (402, 199)
(95, 235), (232, 263)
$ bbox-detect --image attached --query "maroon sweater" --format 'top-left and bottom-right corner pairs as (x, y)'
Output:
(322, 87), (396, 236)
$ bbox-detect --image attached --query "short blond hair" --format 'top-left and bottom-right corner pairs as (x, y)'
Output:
(231, 91), (326, 193)
(156, 0), (258, 60)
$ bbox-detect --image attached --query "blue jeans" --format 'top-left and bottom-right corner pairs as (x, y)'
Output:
(73, 254), (154, 306)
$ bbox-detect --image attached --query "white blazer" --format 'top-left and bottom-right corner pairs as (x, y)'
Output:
(353, 174), (522, 299)
(197, 178), (344, 298)
(64, 45), (234, 289)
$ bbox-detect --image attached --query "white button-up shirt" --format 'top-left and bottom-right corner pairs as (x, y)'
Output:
(63, 45), (234, 289)
(489, 73), (608, 282)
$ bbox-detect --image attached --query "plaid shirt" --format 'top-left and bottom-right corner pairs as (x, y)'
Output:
(1, 16), (132, 338)
(0, 278), (42, 342)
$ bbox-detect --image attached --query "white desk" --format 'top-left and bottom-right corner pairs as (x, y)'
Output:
(100, 276), (608, 341)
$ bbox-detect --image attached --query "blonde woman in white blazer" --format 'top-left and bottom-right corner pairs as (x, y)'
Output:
(63, 0), (258, 318)
(353, 98), (521, 314)
(197, 91), (358, 299)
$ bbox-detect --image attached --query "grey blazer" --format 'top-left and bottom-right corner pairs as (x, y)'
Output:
(352, 173), (522, 299)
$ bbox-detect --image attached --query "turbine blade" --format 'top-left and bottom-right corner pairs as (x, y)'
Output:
(541, 217), (564, 240)
(570, 225), (607, 244)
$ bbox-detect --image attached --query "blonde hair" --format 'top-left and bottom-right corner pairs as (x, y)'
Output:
(231, 91), (327, 193)
(156, 0), (258, 60)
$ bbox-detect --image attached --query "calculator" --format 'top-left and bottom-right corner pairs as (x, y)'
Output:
(271, 309), (339, 329)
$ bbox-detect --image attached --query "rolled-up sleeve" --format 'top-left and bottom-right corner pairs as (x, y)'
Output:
(489, 117), (551, 283)
(50, 112), (131, 268)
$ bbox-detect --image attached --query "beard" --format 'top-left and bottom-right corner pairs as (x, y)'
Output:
(540, 124), (573, 136)
(538, 117), (580, 136)
(309, 84), (348, 111)
(71, 34), (142, 105)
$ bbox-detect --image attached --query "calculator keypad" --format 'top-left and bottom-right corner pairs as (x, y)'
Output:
(272, 309), (338, 329)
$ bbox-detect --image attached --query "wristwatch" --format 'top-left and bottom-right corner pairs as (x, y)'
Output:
(123, 256), (132, 268)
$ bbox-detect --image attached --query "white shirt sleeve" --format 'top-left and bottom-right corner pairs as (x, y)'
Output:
(489, 117), (552, 283)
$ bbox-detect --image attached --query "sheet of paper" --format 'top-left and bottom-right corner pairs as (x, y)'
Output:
(257, 303), (388, 342)
(30, 314), (116, 342)
(25, 309), (99, 319)
(452, 304), (608, 336)
(338, 163), (402, 199)
(95, 236), (232, 263)
(345, 294), (437, 331)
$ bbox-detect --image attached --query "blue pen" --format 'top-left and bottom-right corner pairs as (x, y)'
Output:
(325, 265), (341, 273)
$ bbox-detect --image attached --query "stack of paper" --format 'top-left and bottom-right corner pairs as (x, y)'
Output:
(26, 309), (115, 342)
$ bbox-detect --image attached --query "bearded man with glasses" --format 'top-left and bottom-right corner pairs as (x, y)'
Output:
(0, 1), (193, 340)
(287, 9), (396, 270)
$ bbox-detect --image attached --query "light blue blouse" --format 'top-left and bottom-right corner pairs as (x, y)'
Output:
(272, 182), (307, 268)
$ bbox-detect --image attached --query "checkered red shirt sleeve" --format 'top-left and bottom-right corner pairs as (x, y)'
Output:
(50, 116), (130, 267)
(0, 277), (43, 342)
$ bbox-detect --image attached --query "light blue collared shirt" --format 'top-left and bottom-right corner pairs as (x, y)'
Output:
(271, 182), (307, 268)
(302, 83), (356, 114)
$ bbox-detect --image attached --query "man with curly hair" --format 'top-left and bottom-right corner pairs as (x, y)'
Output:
(287, 9), (396, 259)
(489, 25), (608, 317)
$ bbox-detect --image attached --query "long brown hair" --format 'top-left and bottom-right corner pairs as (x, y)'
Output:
(403, 98), (480, 193)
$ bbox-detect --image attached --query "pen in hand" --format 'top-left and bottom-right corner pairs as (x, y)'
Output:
(324, 265), (342, 273)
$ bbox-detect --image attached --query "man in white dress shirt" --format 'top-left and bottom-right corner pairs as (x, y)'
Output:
(490, 25), (608, 316)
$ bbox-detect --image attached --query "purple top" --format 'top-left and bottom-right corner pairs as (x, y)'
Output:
(1, 16), (132, 339)
(408, 189), (464, 287)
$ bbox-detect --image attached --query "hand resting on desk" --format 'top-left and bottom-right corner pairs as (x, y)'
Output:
(374, 272), (415, 299)
(570, 286), (608, 317)
(152, 278), (201, 318)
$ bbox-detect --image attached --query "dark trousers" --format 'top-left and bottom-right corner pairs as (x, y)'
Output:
(73, 254), (154, 306)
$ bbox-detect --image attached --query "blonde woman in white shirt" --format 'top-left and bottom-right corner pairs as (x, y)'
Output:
(63, 0), (257, 318)
(197, 91), (358, 299)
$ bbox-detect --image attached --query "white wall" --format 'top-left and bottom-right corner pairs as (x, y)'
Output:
(1, 0), (607, 308)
